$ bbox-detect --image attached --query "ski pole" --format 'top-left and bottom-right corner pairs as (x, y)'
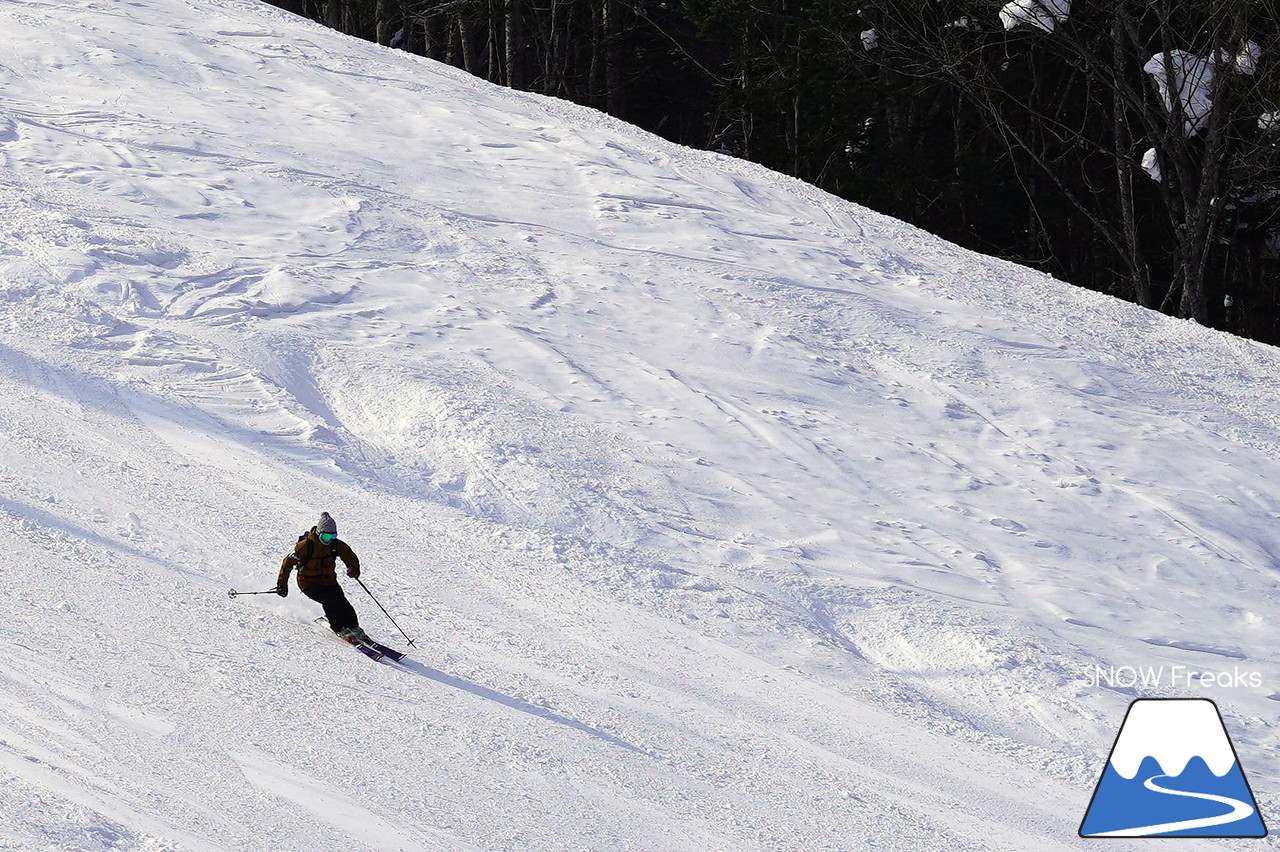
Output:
(354, 577), (417, 647)
(228, 588), (280, 598)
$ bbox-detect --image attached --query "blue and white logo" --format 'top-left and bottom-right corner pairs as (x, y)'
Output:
(1080, 698), (1266, 837)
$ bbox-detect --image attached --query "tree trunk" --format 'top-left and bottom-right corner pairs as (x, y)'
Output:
(376, 0), (396, 46)
(545, 0), (564, 96)
(486, 0), (502, 83)
(603, 0), (625, 118)
(505, 0), (525, 88)
(457, 11), (477, 75)
(1112, 7), (1151, 307)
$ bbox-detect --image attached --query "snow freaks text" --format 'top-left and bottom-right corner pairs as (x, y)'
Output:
(1086, 666), (1263, 690)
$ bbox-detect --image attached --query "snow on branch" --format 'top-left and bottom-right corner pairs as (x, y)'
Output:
(1143, 43), (1262, 137)
(1141, 148), (1161, 182)
(999, 0), (1070, 33)
(1144, 51), (1216, 135)
(1231, 41), (1262, 76)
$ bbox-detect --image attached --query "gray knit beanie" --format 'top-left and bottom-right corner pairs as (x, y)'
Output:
(317, 512), (337, 535)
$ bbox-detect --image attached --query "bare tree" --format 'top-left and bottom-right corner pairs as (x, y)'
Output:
(868, 0), (1277, 326)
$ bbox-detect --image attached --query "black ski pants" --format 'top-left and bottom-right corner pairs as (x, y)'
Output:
(302, 583), (359, 633)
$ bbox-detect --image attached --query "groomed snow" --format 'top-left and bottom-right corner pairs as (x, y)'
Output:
(1, 0), (1279, 850)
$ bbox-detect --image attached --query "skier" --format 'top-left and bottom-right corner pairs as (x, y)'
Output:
(276, 512), (371, 644)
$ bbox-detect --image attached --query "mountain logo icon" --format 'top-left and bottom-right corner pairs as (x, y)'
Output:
(1080, 698), (1267, 838)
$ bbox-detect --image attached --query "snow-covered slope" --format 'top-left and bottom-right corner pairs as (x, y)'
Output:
(2, 0), (1279, 849)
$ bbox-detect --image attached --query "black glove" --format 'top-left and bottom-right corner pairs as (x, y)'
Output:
(276, 582), (288, 597)
(346, 566), (360, 579)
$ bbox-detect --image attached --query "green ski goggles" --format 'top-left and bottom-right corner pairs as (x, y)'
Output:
(319, 532), (336, 543)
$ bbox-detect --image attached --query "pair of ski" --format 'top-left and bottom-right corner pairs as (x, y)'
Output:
(317, 618), (406, 663)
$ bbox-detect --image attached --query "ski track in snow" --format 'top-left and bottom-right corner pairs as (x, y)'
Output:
(0, 0), (1279, 849)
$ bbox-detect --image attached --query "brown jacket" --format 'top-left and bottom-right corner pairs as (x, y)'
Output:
(278, 528), (359, 592)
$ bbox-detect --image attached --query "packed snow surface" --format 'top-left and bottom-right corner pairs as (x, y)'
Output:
(2, 0), (1279, 849)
